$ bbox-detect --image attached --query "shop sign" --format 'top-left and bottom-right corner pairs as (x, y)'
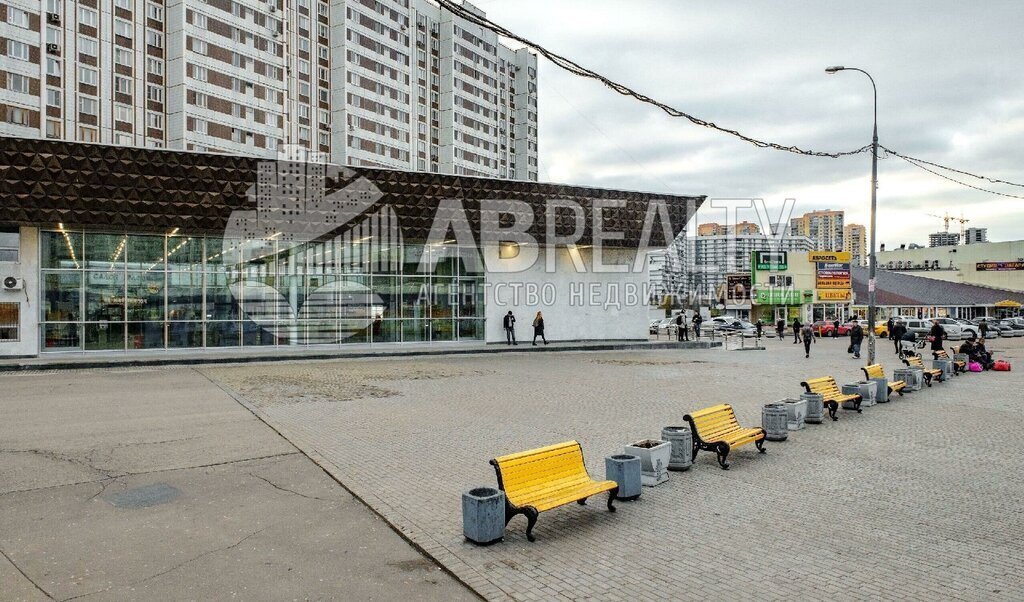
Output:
(817, 289), (852, 301)
(976, 261), (1024, 271)
(754, 250), (788, 271)
(815, 261), (851, 289)
(754, 288), (810, 305)
(808, 251), (852, 263)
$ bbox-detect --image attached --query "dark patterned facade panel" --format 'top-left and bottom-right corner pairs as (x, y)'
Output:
(0, 137), (705, 246)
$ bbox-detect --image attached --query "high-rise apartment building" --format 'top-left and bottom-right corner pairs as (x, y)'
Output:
(928, 231), (960, 247)
(843, 223), (866, 266)
(789, 210), (844, 251)
(687, 233), (814, 300)
(0, 0), (538, 179)
(963, 227), (988, 245)
(697, 221), (760, 236)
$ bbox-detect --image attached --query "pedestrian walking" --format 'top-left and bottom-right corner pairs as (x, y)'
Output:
(891, 320), (907, 354)
(886, 317), (895, 339)
(681, 315), (690, 341)
(792, 317), (802, 344)
(979, 319), (989, 338)
(801, 323), (815, 358)
(775, 318), (785, 340)
(928, 318), (945, 353)
(692, 314), (703, 339)
(532, 311), (548, 346)
(849, 322), (865, 359)
(755, 319), (763, 338)
(675, 313), (685, 342)
(503, 310), (517, 345)
(832, 318), (840, 338)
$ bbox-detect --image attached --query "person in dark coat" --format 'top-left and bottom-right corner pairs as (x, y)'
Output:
(890, 320), (907, 353)
(979, 319), (989, 338)
(801, 323), (815, 358)
(503, 310), (517, 345)
(849, 322), (865, 359)
(755, 319), (763, 338)
(776, 318), (785, 340)
(675, 313), (684, 341)
(792, 318), (802, 344)
(680, 315), (690, 341)
(886, 318), (895, 339)
(832, 318), (841, 338)
(692, 314), (703, 339)
(928, 319), (945, 353)
(532, 311), (547, 346)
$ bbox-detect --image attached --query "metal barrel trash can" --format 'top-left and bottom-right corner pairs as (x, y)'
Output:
(761, 403), (789, 441)
(870, 376), (890, 403)
(462, 487), (505, 545)
(605, 454), (642, 500)
(801, 392), (825, 424)
(661, 426), (694, 471)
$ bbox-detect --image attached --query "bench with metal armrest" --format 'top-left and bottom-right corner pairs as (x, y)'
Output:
(862, 364), (906, 396)
(683, 403), (765, 470)
(903, 354), (944, 385)
(801, 376), (860, 420)
(934, 349), (966, 374)
(490, 440), (618, 542)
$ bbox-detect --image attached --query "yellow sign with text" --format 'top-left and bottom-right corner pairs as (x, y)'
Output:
(817, 290), (852, 301)
(808, 251), (852, 263)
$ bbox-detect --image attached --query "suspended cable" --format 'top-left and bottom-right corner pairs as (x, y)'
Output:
(880, 145), (1024, 189)
(888, 151), (1024, 200)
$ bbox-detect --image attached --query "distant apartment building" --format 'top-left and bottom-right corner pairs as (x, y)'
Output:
(844, 223), (866, 267)
(647, 237), (688, 304)
(0, 0), (538, 179)
(789, 210), (844, 251)
(928, 231), (960, 247)
(696, 221), (760, 236)
(963, 227), (988, 245)
(688, 232), (814, 300)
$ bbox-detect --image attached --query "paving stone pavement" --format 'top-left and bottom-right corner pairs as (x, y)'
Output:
(201, 336), (1024, 601)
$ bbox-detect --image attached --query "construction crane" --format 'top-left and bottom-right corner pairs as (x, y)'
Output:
(926, 212), (971, 239)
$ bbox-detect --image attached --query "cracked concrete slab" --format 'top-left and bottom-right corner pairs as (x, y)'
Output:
(0, 367), (477, 601)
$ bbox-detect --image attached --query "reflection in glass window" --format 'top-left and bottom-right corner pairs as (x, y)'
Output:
(42, 230), (83, 269)
(85, 271), (126, 321)
(42, 271), (81, 321)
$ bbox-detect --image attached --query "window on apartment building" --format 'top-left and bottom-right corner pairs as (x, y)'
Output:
(192, 65), (208, 82)
(298, 82), (310, 97)
(46, 0), (61, 15)
(297, 105), (309, 120)
(78, 126), (98, 141)
(114, 76), (131, 94)
(318, 45), (329, 61)
(230, 129), (247, 143)
(318, 67), (328, 82)
(298, 15), (310, 31)
(147, 3), (163, 21)
(0, 302), (19, 342)
(46, 27), (61, 45)
(194, 119), (208, 135)
(193, 12), (207, 28)
(318, 132), (330, 147)
(147, 112), (163, 129)
(115, 104), (132, 123)
(115, 19), (133, 38)
(318, 1), (328, 17)
(231, 52), (246, 68)
(79, 36), (99, 57)
(298, 59), (309, 75)
(318, 24), (328, 39)
(298, 38), (310, 53)
(115, 0), (132, 10)
(193, 92), (207, 108)
(79, 7), (98, 27)
(46, 88), (61, 107)
(232, 104), (246, 118)
(114, 47), (132, 66)
(319, 88), (328, 104)
(146, 139), (163, 148)
(115, 133), (132, 146)
(79, 96), (98, 116)
(146, 31), (163, 48)
(231, 3), (246, 19)
(7, 40), (30, 61)
(319, 110), (329, 125)
(46, 119), (60, 138)
(79, 66), (98, 86)
(6, 73), (29, 94)
(147, 57), (163, 75)
(5, 107), (30, 126)
(7, 6), (30, 28)
(46, 57), (61, 77)
(192, 38), (207, 55)
(297, 0), (309, 10)
(298, 127), (310, 143)
(146, 84), (163, 103)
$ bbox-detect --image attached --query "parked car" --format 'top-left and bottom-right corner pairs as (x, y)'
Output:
(873, 320), (890, 337)
(955, 319), (980, 339)
(649, 319), (662, 335)
(967, 317), (1000, 337)
(1000, 319), (1024, 337)
(655, 318), (677, 335)
(811, 321), (834, 336)
(934, 317), (965, 340)
(902, 318), (961, 340)
(718, 319), (757, 335)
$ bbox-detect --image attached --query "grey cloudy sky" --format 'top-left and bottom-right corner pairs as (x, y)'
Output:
(482, 0), (1024, 248)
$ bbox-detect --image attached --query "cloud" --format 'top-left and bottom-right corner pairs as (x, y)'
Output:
(485, 0), (1024, 245)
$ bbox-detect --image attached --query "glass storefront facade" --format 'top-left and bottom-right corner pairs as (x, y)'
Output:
(39, 229), (485, 352)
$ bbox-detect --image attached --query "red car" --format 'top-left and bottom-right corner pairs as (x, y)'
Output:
(812, 321), (858, 336)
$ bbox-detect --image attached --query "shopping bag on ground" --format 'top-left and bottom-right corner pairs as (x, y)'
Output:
(968, 361), (983, 372)
(993, 360), (1012, 371)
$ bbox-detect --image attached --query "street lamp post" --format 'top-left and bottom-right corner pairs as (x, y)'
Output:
(826, 65), (878, 364)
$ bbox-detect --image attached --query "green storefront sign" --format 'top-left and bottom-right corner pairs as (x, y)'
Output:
(753, 250), (788, 271)
(754, 288), (812, 305)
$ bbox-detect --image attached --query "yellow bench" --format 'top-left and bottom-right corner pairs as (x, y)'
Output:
(903, 354), (943, 385)
(934, 349), (966, 374)
(861, 364), (906, 396)
(683, 404), (765, 470)
(801, 376), (861, 420)
(490, 441), (618, 542)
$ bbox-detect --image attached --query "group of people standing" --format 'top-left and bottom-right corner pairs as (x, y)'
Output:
(672, 313), (706, 342)
(774, 316), (865, 359)
(502, 311), (548, 346)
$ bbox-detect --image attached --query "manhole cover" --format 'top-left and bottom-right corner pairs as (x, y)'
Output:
(106, 483), (181, 508)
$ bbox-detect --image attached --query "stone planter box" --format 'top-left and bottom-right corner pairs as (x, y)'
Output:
(605, 454), (642, 501)
(933, 358), (953, 380)
(870, 376), (890, 403)
(624, 439), (672, 487)
(842, 382), (876, 409)
(801, 392), (825, 424)
(782, 398), (807, 430)
(761, 403), (789, 441)
(462, 487), (505, 545)
(661, 426), (693, 471)
(894, 367), (923, 392)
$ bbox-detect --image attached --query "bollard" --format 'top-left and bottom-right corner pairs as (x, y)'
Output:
(801, 392), (825, 424)
(605, 455), (642, 501)
(661, 426), (694, 471)
(761, 403), (789, 441)
(462, 487), (505, 545)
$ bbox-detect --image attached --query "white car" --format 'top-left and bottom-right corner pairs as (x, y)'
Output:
(934, 317), (965, 340)
(955, 319), (980, 339)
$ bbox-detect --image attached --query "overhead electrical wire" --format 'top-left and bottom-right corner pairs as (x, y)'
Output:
(435, 0), (1024, 193)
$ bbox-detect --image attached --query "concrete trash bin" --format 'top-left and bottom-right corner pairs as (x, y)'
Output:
(605, 454), (642, 501)
(842, 382), (875, 409)
(933, 358), (953, 380)
(624, 439), (672, 487)
(801, 392), (825, 424)
(894, 368), (922, 392)
(761, 403), (789, 441)
(782, 398), (807, 430)
(870, 377), (890, 403)
(661, 426), (694, 471)
(462, 487), (505, 545)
